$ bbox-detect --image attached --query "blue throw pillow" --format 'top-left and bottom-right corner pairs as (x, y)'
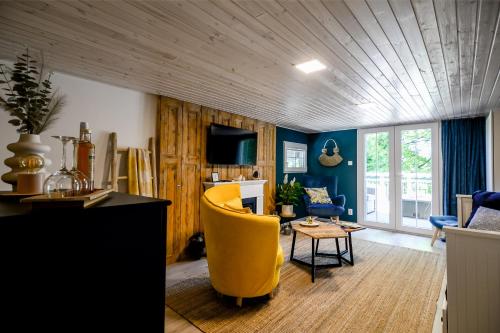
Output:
(465, 191), (500, 227)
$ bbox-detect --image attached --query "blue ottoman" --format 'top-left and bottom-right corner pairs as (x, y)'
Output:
(429, 215), (458, 246)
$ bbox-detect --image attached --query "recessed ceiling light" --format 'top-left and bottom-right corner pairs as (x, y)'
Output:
(356, 103), (378, 110)
(295, 59), (326, 74)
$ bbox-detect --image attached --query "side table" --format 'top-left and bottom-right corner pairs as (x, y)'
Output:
(279, 213), (296, 234)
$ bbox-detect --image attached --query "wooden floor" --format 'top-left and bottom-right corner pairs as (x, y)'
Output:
(165, 228), (445, 332)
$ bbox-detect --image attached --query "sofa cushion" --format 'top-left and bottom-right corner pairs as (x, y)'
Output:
(304, 187), (332, 204)
(467, 206), (500, 232)
(465, 191), (500, 227)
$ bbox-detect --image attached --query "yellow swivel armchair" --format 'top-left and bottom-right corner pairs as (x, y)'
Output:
(201, 183), (284, 306)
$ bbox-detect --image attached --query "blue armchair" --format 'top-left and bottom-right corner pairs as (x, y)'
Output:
(303, 175), (346, 221)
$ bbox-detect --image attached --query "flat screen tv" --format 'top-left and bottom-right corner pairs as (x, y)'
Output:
(207, 124), (257, 165)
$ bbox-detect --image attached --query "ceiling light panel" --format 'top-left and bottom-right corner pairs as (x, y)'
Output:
(295, 59), (326, 74)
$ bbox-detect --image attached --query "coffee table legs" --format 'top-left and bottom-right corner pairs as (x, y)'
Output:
(290, 230), (297, 260)
(290, 231), (317, 282)
(315, 232), (355, 266)
(311, 238), (315, 282)
(348, 232), (354, 265)
(290, 234), (342, 283)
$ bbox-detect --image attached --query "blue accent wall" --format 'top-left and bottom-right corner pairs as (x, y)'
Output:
(276, 127), (308, 217)
(307, 129), (358, 222)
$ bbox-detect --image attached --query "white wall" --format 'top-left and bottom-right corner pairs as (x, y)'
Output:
(493, 109), (500, 191)
(486, 111), (493, 190)
(0, 68), (157, 191)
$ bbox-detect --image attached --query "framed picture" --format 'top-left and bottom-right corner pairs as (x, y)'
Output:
(211, 172), (219, 182)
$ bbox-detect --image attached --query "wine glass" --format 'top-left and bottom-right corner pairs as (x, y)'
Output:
(69, 137), (91, 194)
(43, 136), (80, 198)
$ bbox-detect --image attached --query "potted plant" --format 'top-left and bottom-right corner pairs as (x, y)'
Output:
(277, 174), (303, 216)
(0, 49), (66, 190)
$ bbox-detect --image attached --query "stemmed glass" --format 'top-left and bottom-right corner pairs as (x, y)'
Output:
(69, 137), (91, 194)
(43, 136), (80, 198)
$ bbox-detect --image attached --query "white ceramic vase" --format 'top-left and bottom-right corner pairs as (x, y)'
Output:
(282, 204), (294, 216)
(2, 134), (51, 191)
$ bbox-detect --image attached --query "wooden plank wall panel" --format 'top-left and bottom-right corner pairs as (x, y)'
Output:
(158, 96), (276, 263)
(158, 97), (183, 264)
(181, 103), (202, 245)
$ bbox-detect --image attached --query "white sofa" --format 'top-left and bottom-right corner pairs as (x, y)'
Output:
(437, 194), (500, 333)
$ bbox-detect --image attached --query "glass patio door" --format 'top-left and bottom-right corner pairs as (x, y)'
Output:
(357, 127), (395, 230)
(395, 124), (439, 235)
(358, 124), (439, 235)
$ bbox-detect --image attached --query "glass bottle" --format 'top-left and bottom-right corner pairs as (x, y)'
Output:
(70, 137), (90, 194)
(77, 122), (95, 191)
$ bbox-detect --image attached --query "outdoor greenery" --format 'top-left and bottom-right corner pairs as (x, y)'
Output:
(277, 174), (303, 206)
(0, 49), (65, 134)
(365, 129), (431, 174)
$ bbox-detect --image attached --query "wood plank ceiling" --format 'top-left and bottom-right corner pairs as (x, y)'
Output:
(0, 0), (499, 132)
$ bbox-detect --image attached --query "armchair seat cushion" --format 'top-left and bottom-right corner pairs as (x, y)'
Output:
(307, 203), (345, 218)
(429, 215), (458, 229)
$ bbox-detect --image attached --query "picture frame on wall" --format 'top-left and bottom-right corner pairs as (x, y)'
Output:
(211, 172), (219, 182)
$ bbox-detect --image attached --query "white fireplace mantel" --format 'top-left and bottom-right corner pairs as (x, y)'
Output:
(203, 180), (268, 214)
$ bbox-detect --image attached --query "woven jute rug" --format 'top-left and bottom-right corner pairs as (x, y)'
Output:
(166, 238), (445, 333)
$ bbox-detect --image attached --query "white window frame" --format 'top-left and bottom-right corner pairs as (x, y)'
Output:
(283, 141), (307, 173)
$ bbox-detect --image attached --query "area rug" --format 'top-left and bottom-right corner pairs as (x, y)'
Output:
(166, 238), (445, 333)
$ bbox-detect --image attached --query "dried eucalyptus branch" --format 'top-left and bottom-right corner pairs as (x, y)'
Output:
(0, 49), (65, 134)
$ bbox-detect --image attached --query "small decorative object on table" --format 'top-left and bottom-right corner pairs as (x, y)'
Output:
(43, 136), (81, 198)
(331, 218), (363, 230)
(70, 137), (91, 194)
(16, 154), (45, 194)
(76, 122), (95, 191)
(211, 172), (219, 182)
(1, 49), (66, 190)
(299, 216), (319, 227)
(21, 188), (112, 209)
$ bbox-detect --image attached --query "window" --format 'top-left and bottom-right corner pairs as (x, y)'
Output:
(284, 141), (307, 173)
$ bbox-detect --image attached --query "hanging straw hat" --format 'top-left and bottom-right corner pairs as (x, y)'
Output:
(318, 139), (343, 167)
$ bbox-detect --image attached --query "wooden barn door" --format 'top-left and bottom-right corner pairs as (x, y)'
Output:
(159, 97), (203, 263)
(158, 97), (183, 264)
(179, 103), (202, 257)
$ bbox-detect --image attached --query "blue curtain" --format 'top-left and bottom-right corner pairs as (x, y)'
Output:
(442, 117), (486, 216)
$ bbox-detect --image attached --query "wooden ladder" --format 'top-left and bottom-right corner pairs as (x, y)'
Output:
(102, 132), (158, 198)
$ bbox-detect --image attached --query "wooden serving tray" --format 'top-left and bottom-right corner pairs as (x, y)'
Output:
(0, 191), (42, 198)
(21, 189), (113, 209)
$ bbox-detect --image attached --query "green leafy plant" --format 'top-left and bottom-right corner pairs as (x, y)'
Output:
(0, 49), (65, 134)
(277, 174), (303, 206)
